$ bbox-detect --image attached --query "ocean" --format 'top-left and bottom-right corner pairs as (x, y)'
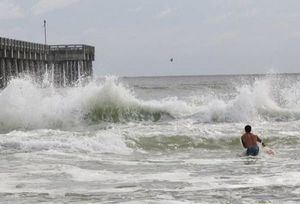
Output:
(0, 74), (300, 203)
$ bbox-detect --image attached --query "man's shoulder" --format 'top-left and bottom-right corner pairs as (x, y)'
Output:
(242, 133), (256, 137)
(241, 133), (249, 136)
(241, 133), (247, 138)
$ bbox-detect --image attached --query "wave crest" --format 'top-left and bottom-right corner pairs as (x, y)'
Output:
(192, 78), (300, 123)
(0, 76), (192, 132)
(1, 75), (300, 132)
(82, 77), (176, 123)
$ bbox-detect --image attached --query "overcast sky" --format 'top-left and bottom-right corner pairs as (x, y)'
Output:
(0, 0), (300, 76)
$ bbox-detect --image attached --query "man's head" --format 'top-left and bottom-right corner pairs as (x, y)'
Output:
(245, 125), (251, 133)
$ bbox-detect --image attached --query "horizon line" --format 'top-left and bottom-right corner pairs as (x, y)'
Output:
(105, 72), (300, 78)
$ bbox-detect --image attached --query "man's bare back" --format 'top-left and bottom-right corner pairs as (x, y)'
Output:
(241, 125), (265, 156)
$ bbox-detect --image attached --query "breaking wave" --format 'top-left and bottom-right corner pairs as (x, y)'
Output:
(0, 74), (300, 132)
(0, 76), (193, 132)
(192, 78), (300, 123)
(1, 129), (297, 155)
(0, 129), (132, 155)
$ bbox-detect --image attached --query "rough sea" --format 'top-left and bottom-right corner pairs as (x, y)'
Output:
(0, 74), (300, 203)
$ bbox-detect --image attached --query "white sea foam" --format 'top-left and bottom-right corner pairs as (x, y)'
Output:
(0, 75), (300, 133)
(0, 74), (299, 203)
(63, 164), (191, 183)
(0, 76), (194, 132)
(193, 78), (300, 122)
(0, 129), (131, 154)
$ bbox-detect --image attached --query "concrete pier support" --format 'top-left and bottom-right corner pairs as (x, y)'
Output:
(0, 58), (5, 87)
(70, 61), (73, 84)
(12, 59), (18, 76)
(24, 60), (30, 74)
(29, 61), (34, 75)
(62, 64), (65, 86)
(6, 59), (12, 78)
(19, 60), (24, 74)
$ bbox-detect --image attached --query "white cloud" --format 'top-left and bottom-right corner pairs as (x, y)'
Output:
(31, 0), (81, 15)
(0, 0), (25, 20)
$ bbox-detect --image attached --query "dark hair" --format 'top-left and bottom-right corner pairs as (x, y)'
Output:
(245, 125), (251, 133)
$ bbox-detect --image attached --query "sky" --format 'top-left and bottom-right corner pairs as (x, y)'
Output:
(0, 0), (300, 76)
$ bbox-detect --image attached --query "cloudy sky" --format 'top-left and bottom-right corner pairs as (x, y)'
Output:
(0, 0), (300, 76)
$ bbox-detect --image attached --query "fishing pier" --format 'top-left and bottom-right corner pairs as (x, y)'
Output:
(0, 37), (95, 88)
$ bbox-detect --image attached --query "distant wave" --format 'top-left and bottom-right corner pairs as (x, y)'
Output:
(190, 79), (300, 123)
(133, 85), (170, 90)
(127, 135), (241, 151)
(1, 129), (297, 155)
(125, 134), (298, 152)
(0, 129), (132, 155)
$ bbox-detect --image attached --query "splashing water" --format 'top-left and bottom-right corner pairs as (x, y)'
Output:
(1, 74), (300, 203)
(0, 75), (300, 132)
(0, 76), (194, 132)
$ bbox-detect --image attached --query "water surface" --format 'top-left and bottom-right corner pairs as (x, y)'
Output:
(0, 74), (300, 203)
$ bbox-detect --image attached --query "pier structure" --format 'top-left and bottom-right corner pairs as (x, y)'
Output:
(0, 37), (48, 88)
(0, 37), (95, 88)
(48, 44), (94, 86)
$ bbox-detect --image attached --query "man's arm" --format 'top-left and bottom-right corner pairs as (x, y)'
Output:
(256, 135), (266, 147)
(241, 136), (247, 148)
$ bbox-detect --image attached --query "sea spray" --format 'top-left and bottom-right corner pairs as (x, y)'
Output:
(0, 75), (300, 132)
(83, 76), (165, 122)
(192, 78), (300, 122)
(280, 81), (300, 109)
(0, 76), (193, 132)
(80, 77), (196, 122)
(1, 74), (300, 203)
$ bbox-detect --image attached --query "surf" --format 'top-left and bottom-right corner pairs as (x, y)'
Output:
(0, 74), (300, 133)
(190, 77), (300, 123)
(0, 76), (193, 132)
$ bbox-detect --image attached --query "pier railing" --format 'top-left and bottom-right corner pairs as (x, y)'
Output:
(50, 44), (94, 52)
(49, 44), (95, 61)
(0, 37), (49, 51)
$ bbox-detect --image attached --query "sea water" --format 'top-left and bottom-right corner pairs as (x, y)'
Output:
(0, 74), (300, 203)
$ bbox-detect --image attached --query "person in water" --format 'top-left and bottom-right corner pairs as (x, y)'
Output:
(241, 125), (265, 156)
